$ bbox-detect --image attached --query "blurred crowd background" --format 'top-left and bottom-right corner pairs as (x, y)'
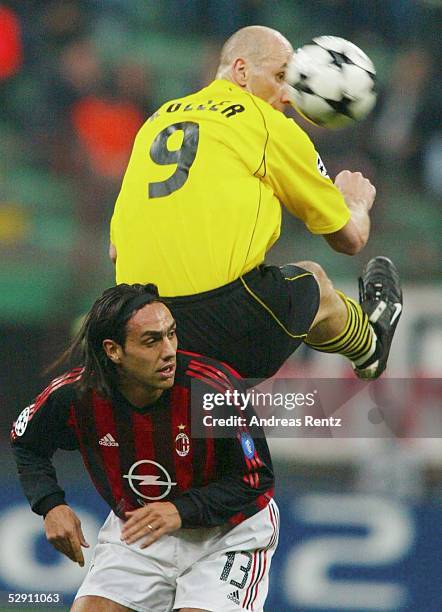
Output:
(0, 2), (441, 609)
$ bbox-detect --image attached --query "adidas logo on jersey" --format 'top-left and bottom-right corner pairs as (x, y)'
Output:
(227, 590), (240, 605)
(99, 433), (119, 447)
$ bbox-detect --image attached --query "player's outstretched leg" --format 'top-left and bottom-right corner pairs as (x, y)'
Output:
(299, 257), (402, 379)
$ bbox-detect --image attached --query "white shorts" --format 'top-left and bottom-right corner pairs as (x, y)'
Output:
(75, 499), (279, 612)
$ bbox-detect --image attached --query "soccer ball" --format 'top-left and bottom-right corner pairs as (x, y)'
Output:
(287, 36), (377, 129)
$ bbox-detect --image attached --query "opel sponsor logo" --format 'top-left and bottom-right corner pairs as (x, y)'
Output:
(123, 460), (176, 500)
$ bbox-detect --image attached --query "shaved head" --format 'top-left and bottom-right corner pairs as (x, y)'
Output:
(215, 26), (294, 111)
(217, 26), (293, 78)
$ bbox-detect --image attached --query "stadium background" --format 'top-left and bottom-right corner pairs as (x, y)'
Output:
(0, 1), (441, 610)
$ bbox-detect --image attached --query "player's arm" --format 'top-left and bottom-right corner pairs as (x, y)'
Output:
(171, 432), (273, 529)
(324, 170), (375, 255)
(177, 434), (272, 527)
(11, 387), (88, 566)
(264, 111), (375, 254)
(11, 390), (73, 514)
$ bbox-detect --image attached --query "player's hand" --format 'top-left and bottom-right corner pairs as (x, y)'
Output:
(44, 504), (90, 567)
(121, 502), (182, 548)
(334, 170), (376, 212)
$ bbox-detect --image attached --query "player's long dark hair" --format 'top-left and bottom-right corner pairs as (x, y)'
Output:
(52, 283), (162, 399)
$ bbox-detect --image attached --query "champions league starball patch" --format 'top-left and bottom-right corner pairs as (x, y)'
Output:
(14, 405), (31, 437)
(316, 154), (330, 178)
(240, 432), (255, 459)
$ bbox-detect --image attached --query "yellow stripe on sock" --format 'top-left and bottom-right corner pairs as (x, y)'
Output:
(307, 290), (353, 351)
(306, 292), (375, 363)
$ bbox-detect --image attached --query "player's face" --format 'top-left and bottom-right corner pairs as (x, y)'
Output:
(111, 302), (178, 404)
(246, 41), (293, 111)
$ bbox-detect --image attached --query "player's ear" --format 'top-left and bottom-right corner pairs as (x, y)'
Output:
(103, 339), (122, 364)
(109, 242), (117, 264)
(232, 58), (248, 87)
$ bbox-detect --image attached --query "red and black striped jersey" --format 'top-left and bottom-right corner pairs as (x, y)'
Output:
(11, 351), (274, 528)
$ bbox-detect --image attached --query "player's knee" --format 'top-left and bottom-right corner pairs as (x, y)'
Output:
(71, 596), (130, 611)
(295, 261), (334, 302)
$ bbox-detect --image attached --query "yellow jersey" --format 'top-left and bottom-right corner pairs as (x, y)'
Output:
(111, 79), (350, 295)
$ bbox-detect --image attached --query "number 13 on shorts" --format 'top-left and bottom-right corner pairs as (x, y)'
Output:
(217, 546), (275, 611)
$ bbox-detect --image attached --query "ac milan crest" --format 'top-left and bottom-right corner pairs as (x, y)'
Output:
(175, 425), (190, 457)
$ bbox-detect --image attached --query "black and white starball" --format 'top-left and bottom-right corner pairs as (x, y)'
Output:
(287, 36), (377, 129)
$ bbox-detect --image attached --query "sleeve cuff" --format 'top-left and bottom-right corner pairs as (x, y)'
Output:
(34, 492), (66, 517)
(172, 495), (202, 528)
(306, 212), (351, 235)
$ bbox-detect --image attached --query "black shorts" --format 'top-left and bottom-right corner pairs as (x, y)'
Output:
(165, 264), (320, 380)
